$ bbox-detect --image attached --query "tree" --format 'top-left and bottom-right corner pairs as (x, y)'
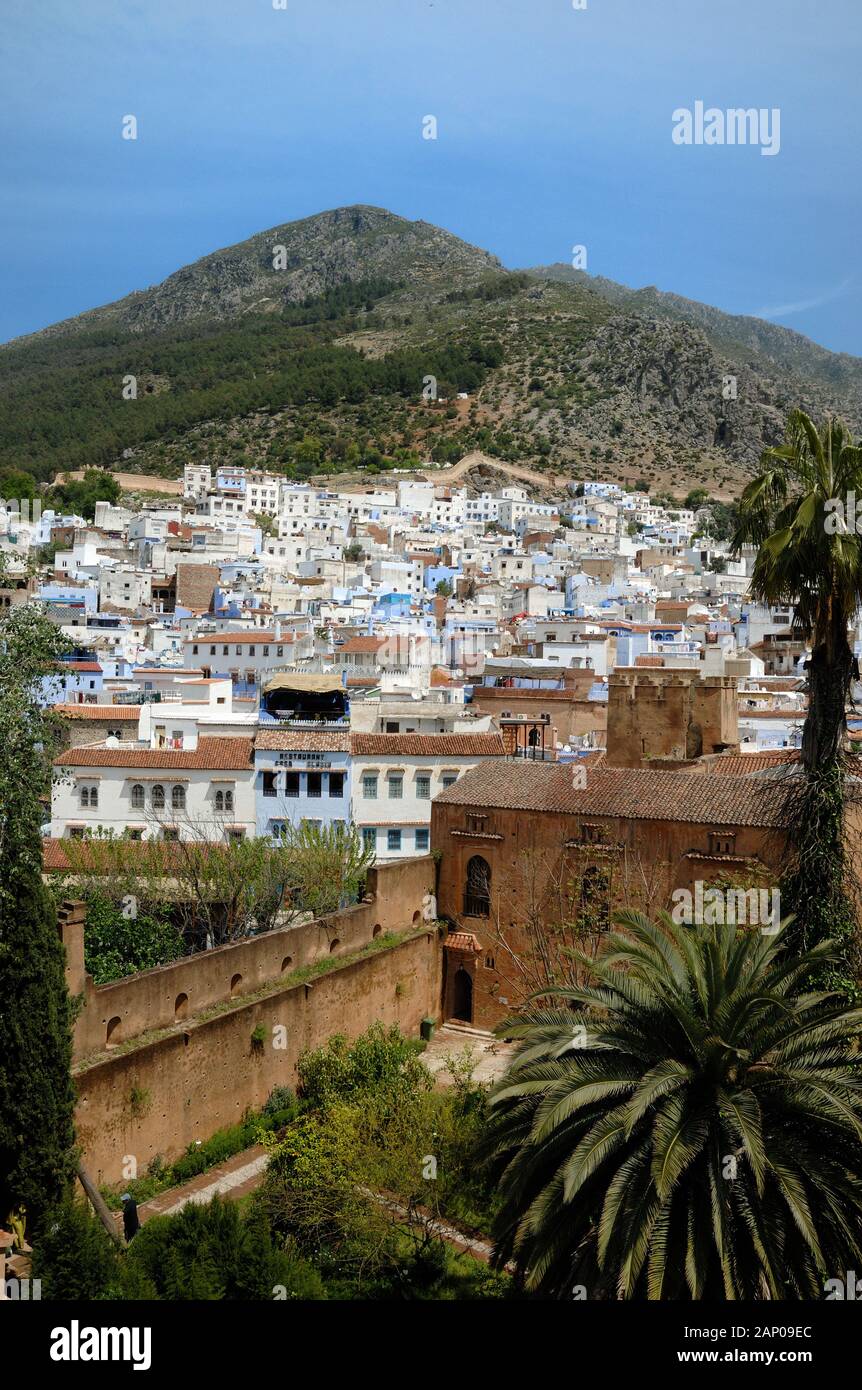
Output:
(733, 411), (862, 772)
(434, 579), (453, 598)
(732, 411), (862, 981)
(0, 605), (77, 1230)
(482, 909), (862, 1299)
(684, 487), (710, 509)
(70, 891), (184, 985)
(47, 468), (121, 519)
(126, 1196), (325, 1301)
(56, 819), (374, 950)
(32, 1196), (127, 1300)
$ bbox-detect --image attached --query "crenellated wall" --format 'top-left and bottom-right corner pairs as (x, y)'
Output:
(61, 855), (435, 1058)
(59, 856), (441, 1181)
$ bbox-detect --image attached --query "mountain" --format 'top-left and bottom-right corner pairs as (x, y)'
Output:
(1, 205), (859, 500)
(528, 264), (862, 400)
(21, 206), (501, 341)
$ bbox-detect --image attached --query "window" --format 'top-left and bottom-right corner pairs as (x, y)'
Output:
(192, 644), (198, 655)
(307, 772), (322, 798)
(227, 828), (244, 842)
(263, 645), (269, 656)
(388, 776), (403, 800)
(581, 823), (604, 845)
(68, 826), (85, 839)
(464, 855), (491, 917)
(223, 645), (229, 656)
(248, 646), (255, 657)
(262, 771), (277, 798)
(210, 645), (216, 655)
(215, 788), (235, 813)
(466, 813), (488, 833)
(387, 829), (402, 852)
(441, 774), (457, 790)
(171, 785), (186, 811)
(484, 955), (496, 970)
(581, 866), (611, 933)
(385, 721), (400, 733)
(708, 831), (736, 855)
(131, 784), (145, 809)
(328, 772), (344, 798)
(284, 772), (300, 798)
(162, 828), (179, 843)
(277, 645), (283, 657)
(363, 775), (378, 800)
(415, 828), (429, 851)
(362, 827), (376, 851)
(80, 785), (98, 808)
(128, 828), (143, 841)
(416, 776), (431, 800)
(235, 645), (242, 655)
(151, 784), (165, 810)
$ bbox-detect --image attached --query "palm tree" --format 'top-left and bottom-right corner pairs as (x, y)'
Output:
(482, 909), (862, 1299)
(732, 411), (862, 979)
(732, 410), (862, 770)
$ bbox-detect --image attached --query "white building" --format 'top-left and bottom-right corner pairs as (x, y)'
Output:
(349, 731), (505, 859)
(51, 735), (256, 841)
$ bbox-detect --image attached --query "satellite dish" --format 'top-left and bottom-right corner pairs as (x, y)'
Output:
(106, 736), (120, 748)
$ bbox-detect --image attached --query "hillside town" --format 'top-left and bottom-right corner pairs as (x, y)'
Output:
(1, 462), (820, 859)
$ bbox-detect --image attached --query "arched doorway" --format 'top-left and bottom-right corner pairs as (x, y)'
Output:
(451, 967), (473, 1024)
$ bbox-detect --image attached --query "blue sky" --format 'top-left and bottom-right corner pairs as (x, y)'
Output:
(2, 0), (860, 353)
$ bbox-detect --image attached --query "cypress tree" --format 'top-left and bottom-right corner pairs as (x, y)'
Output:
(0, 601), (77, 1228)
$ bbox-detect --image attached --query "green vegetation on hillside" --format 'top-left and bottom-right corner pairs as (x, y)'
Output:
(0, 281), (502, 482)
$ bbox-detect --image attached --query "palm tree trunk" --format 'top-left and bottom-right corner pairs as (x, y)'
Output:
(801, 618), (854, 773)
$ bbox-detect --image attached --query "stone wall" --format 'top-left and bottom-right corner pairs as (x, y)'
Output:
(62, 855), (434, 1058)
(605, 668), (739, 768)
(74, 929), (440, 1183)
(62, 855), (441, 1181)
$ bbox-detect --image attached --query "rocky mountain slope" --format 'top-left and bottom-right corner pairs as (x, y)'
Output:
(1, 206), (858, 499)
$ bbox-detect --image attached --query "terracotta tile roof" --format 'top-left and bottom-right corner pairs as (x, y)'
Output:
(255, 729), (350, 752)
(64, 662), (102, 673)
(351, 733), (506, 757)
(43, 838), (232, 873)
(707, 751), (799, 776)
(433, 761), (792, 827)
(54, 736), (253, 770)
(444, 932), (482, 952)
(52, 704), (140, 721)
(175, 563), (219, 613)
(340, 635), (386, 654)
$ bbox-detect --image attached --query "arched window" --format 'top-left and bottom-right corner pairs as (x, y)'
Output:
(580, 866), (611, 934)
(131, 784), (145, 810)
(464, 855), (491, 917)
(80, 786), (90, 807)
(171, 785), (186, 811)
(224, 789), (234, 812)
(215, 789), (225, 812)
(151, 784), (165, 810)
(89, 785), (98, 808)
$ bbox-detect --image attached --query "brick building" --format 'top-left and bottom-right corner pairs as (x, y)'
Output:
(431, 758), (795, 1030)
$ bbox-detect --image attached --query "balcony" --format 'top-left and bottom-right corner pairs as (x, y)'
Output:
(271, 714), (348, 728)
